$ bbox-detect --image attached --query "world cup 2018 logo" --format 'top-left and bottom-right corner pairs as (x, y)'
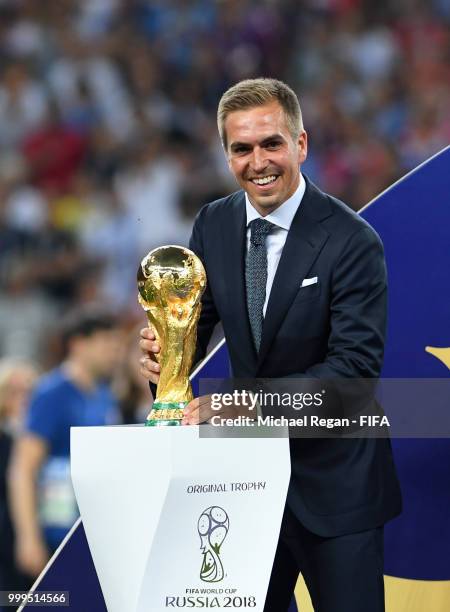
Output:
(197, 506), (229, 582)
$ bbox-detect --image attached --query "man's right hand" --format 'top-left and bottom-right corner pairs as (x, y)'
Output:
(15, 534), (49, 577)
(139, 327), (161, 384)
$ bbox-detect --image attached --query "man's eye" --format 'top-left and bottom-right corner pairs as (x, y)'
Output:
(266, 141), (281, 149)
(234, 147), (249, 154)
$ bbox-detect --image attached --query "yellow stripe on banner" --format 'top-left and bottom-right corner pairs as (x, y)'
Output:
(295, 574), (314, 612)
(384, 576), (450, 612)
(294, 575), (450, 611)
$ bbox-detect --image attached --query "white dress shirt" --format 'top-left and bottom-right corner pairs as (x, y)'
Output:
(245, 174), (306, 316)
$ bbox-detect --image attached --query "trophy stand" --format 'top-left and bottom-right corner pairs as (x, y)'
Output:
(71, 425), (290, 612)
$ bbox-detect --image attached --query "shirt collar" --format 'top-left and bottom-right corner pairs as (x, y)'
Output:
(245, 173), (306, 230)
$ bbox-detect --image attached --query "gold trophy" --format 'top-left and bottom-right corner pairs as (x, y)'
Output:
(137, 245), (206, 426)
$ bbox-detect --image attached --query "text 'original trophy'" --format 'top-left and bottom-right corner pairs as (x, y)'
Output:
(137, 245), (206, 426)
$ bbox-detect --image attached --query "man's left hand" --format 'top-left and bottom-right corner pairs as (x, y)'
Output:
(182, 395), (256, 425)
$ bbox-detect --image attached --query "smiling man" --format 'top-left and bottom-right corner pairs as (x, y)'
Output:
(224, 98), (307, 215)
(140, 78), (401, 612)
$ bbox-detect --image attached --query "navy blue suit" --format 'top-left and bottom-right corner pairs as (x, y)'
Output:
(187, 176), (402, 611)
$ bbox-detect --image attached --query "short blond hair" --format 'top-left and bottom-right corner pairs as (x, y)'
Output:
(217, 78), (303, 150)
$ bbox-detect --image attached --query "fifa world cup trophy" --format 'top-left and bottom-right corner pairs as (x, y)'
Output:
(137, 245), (206, 426)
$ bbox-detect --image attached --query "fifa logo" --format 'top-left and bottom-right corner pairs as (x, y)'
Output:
(197, 506), (229, 582)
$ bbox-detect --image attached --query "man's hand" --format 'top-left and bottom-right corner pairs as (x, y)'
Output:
(15, 534), (49, 577)
(139, 327), (161, 384)
(182, 396), (216, 425)
(182, 394), (256, 425)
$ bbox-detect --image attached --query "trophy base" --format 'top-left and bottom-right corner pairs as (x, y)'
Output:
(145, 402), (187, 427)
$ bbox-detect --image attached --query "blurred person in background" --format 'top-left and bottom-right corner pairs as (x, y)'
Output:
(114, 133), (192, 257)
(0, 174), (82, 363)
(79, 184), (140, 314)
(114, 324), (154, 425)
(0, 359), (37, 592)
(0, 61), (49, 150)
(21, 102), (87, 194)
(8, 308), (122, 578)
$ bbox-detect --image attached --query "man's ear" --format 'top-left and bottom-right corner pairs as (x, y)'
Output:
(297, 130), (308, 165)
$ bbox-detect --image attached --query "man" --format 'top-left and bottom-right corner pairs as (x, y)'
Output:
(0, 360), (37, 592)
(9, 308), (122, 577)
(140, 78), (401, 611)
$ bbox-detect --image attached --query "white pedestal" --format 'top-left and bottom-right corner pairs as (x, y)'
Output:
(71, 425), (290, 612)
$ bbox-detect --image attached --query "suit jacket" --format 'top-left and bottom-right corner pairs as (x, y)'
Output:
(186, 175), (402, 537)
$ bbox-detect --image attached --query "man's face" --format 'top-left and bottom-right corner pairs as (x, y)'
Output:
(224, 101), (307, 214)
(76, 330), (124, 380)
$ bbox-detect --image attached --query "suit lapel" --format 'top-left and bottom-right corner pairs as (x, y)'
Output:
(257, 179), (332, 368)
(221, 192), (258, 366)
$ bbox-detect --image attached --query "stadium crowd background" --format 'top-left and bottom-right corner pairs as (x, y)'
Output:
(1, 0), (450, 366)
(0, 0), (449, 592)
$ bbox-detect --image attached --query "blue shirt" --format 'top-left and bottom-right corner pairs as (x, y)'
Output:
(25, 367), (117, 548)
(26, 367), (117, 457)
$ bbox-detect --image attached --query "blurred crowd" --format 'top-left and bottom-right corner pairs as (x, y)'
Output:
(0, 0), (449, 592)
(0, 0), (450, 365)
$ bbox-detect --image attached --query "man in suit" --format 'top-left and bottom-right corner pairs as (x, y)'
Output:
(140, 78), (402, 612)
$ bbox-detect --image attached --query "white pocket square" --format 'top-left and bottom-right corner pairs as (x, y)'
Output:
(301, 276), (318, 287)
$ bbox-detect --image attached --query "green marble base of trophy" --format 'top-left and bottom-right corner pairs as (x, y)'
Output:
(145, 401), (188, 427)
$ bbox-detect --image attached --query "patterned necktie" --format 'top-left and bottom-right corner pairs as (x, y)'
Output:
(245, 218), (274, 352)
